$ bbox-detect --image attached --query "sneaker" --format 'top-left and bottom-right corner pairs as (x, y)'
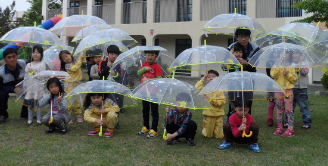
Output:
(302, 125), (311, 129)
(0, 115), (6, 124)
(87, 128), (100, 136)
(187, 139), (196, 146)
(115, 122), (120, 129)
(138, 126), (149, 135)
(45, 128), (55, 134)
(167, 138), (180, 145)
(281, 129), (294, 137)
(77, 117), (84, 122)
(267, 118), (273, 127)
(25, 122), (32, 126)
(218, 142), (232, 150)
(35, 122), (42, 126)
(68, 119), (73, 124)
(283, 123), (288, 128)
(104, 128), (114, 138)
(59, 129), (67, 134)
(147, 129), (158, 138)
(273, 128), (283, 135)
(120, 108), (126, 113)
(249, 143), (261, 153)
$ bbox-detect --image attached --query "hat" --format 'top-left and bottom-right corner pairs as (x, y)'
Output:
(93, 49), (103, 56)
(235, 27), (251, 37)
(86, 50), (93, 57)
(107, 45), (122, 55)
(144, 50), (160, 56)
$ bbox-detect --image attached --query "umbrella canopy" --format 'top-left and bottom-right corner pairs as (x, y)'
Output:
(65, 80), (136, 108)
(0, 27), (66, 49)
(110, 46), (175, 88)
(72, 25), (113, 42)
(131, 78), (212, 109)
(49, 15), (108, 37)
(15, 71), (72, 111)
(309, 30), (328, 61)
(43, 45), (74, 71)
(202, 13), (266, 37)
(249, 43), (323, 68)
(73, 29), (136, 56)
(169, 45), (240, 71)
(198, 71), (284, 100)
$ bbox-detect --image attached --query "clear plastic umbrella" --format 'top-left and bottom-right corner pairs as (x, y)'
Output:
(65, 80), (137, 109)
(110, 46), (175, 89)
(72, 25), (113, 43)
(73, 29), (136, 56)
(249, 42), (323, 69)
(169, 45), (240, 72)
(43, 45), (74, 71)
(131, 78), (212, 109)
(202, 13), (266, 37)
(15, 70), (72, 111)
(309, 30), (328, 61)
(49, 15), (108, 37)
(0, 27), (66, 49)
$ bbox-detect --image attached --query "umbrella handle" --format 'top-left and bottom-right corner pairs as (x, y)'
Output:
(49, 100), (53, 124)
(242, 130), (253, 138)
(99, 113), (103, 137)
(163, 115), (167, 140)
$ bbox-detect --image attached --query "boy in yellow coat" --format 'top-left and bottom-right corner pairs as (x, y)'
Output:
(195, 70), (226, 138)
(83, 93), (120, 138)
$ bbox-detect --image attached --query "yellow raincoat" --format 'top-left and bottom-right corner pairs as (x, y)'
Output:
(270, 67), (298, 89)
(84, 98), (120, 128)
(195, 79), (226, 138)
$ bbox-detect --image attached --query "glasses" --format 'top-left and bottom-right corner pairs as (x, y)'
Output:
(237, 35), (250, 39)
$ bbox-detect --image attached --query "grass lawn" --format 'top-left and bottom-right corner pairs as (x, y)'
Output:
(1, 93), (328, 166)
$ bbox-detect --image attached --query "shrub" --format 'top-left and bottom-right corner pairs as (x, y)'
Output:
(321, 73), (328, 90)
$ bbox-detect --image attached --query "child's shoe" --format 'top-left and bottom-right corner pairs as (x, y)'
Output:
(45, 128), (55, 134)
(218, 142), (232, 149)
(88, 127), (100, 136)
(281, 129), (294, 137)
(302, 125), (311, 129)
(34, 122), (42, 126)
(267, 118), (273, 127)
(138, 126), (149, 135)
(104, 128), (114, 138)
(77, 116), (84, 122)
(187, 138), (196, 146)
(249, 143), (261, 153)
(147, 129), (158, 138)
(273, 128), (283, 135)
(283, 123), (288, 128)
(167, 138), (180, 145)
(68, 119), (73, 124)
(25, 121), (32, 126)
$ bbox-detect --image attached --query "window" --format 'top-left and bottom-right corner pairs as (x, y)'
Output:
(276, 0), (302, 17)
(70, 1), (80, 7)
(95, 0), (103, 5)
(175, 39), (191, 58)
(141, 39), (146, 46)
(155, 39), (159, 46)
(94, 0), (103, 18)
(69, 1), (80, 16)
(229, 0), (246, 15)
(177, 0), (192, 22)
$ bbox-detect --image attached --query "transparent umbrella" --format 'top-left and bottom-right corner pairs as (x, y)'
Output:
(72, 25), (113, 43)
(43, 45), (74, 71)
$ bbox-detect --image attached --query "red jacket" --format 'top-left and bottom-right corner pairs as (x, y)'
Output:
(229, 113), (254, 138)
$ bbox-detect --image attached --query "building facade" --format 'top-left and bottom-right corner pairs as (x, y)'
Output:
(42, 0), (323, 82)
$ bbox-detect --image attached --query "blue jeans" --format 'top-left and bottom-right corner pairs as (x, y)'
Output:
(293, 88), (312, 126)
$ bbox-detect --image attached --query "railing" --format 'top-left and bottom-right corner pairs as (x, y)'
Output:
(94, 4), (115, 25)
(47, 9), (62, 20)
(122, 1), (147, 24)
(68, 6), (87, 16)
(256, 0), (302, 18)
(200, 0), (229, 21)
(154, 0), (192, 23)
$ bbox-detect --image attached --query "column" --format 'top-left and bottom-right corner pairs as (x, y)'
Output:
(87, 0), (94, 16)
(190, 34), (201, 77)
(246, 0), (256, 18)
(147, 0), (154, 23)
(115, 0), (122, 25)
(192, 0), (200, 22)
(42, 0), (49, 21)
(62, 0), (69, 17)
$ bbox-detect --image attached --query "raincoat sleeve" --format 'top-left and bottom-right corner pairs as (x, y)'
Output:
(209, 91), (226, 108)
(270, 68), (281, 80)
(285, 68), (298, 84)
(70, 57), (83, 72)
(38, 94), (51, 107)
(84, 107), (97, 123)
(104, 99), (120, 113)
(195, 79), (204, 91)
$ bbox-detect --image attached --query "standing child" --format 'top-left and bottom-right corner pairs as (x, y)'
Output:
(59, 50), (83, 123)
(218, 97), (261, 152)
(24, 45), (46, 126)
(83, 93), (119, 137)
(39, 77), (71, 134)
(137, 50), (163, 138)
(195, 70), (226, 138)
(90, 49), (103, 80)
(164, 92), (197, 146)
(270, 51), (298, 137)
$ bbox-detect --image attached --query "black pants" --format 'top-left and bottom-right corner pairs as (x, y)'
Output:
(166, 120), (197, 140)
(223, 123), (259, 144)
(227, 91), (253, 118)
(0, 94), (28, 119)
(142, 100), (159, 132)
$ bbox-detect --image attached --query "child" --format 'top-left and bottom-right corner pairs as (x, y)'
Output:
(85, 50), (94, 81)
(90, 49), (103, 80)
(99, 45), (125, 113)
(222, 42), (244, 72)
(218, 97), (260, 153)
(164, 92), (197, 146)
(24, 45), (46, 126)
(195, 70), (226, 138)
(270, 51), (298, 137)
(291, 51), (311, 129)
(83, 93), (119, 137)
(39, 77), (71, 134)
(137, 50), (163, 138)
(59, 50), (84, 123)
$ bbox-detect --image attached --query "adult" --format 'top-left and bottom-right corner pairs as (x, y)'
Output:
(0, 48), (26, 124)
(226, 28), (260, 118)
